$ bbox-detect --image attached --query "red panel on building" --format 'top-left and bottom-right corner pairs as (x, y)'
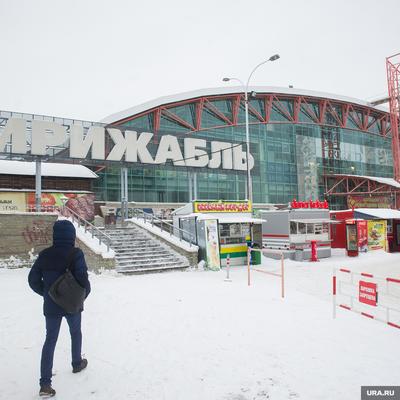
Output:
(330, 210), (354, 248)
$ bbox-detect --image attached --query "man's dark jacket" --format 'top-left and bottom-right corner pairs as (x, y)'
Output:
(28, 220), (91, 316)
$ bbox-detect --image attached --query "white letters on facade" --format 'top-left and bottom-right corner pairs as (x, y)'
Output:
(70, 126), (105, 160)
(0, 117), (255, 171)
(106, 129), (154, 163)
(233, 144), (254, 170)
(0, 118), (26, 154)
(184, 138), (208, 167)
(31, 121), (67, 155)
(155, 135), (185, 166)
(209, 141), (233, 170)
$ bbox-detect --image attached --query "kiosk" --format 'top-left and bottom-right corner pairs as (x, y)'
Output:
(260, 200), (332, 261)
(172, 201), (263, 268)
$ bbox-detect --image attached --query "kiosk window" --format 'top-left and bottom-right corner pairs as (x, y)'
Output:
(307, 224), (314, 234)
(298, 223), (306, 234)
(230, 224), (241, 237)
(219, 224), (230, 238)
(290, 221), (297, 234)
(314, 224), (323, 235)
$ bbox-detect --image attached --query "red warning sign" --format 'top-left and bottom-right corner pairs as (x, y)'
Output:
(359, 281), (378, 306)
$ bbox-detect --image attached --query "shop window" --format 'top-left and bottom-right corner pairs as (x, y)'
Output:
(307, 224), (314, 234)
(314, 224), (323, 235)
(298, 223), (306, 234)
(290, 221), (297, 234)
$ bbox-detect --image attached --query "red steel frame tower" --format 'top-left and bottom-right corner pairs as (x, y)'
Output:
(386, 53), (400, 182)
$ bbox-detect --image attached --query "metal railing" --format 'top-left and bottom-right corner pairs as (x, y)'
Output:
(60, 205), (113, 252)
(131, 209), (197, 248)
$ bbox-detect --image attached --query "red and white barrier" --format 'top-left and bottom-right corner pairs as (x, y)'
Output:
(333, 268), (400, 329)
(248, 248), (285, 298)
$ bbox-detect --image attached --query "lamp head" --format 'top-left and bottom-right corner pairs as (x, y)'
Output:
(222, 77), (230, 82)
(269, 54), (280, 61)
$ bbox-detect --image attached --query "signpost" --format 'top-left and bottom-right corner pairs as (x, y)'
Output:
(359, 281), (378, 306)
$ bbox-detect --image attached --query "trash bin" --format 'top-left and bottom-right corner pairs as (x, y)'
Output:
(294, 249), (303, 261)
(251, 249), (262, 265)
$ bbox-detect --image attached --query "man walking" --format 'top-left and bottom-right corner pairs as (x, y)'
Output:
(28, 220), (91, 397)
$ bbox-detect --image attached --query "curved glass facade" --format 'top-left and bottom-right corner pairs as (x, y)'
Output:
(93, 94), (393, 209)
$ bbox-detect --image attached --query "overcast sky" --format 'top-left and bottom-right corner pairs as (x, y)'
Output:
(0, 0), (399, 122)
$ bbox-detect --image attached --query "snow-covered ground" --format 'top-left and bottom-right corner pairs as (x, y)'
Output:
(0, 249), (399, 400)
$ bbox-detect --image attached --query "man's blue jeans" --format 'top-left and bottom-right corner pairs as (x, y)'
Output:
(40, 313), (82, 386)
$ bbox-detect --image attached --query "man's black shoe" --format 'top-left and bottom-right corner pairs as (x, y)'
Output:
(72, 358), (88, 373)
(39, 385), (56, 397)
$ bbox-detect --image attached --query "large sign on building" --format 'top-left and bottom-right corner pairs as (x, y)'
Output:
(193, 201), (252, 213)
(0, 118), (254, 171)
(347, 195), (393, 209)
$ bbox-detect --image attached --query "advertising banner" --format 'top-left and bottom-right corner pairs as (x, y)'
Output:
(347, 195), (393, 209)
(357, 220), (368, 251)
(346, 224), (358, 251)
(0, 192), (26, 212)
(204, 219), (221, 271)
(359, 280), (378, 306)
(367, 220), (387, 250)
(26, 192), (95, 221)
(193, 201), (252, 213)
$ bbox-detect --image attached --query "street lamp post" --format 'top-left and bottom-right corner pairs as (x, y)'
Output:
(223, 54), (280, 202)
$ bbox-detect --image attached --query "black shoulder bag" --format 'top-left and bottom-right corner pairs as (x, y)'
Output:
(48, 248), (86, 314)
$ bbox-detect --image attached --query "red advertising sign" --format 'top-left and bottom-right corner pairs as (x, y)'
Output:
(290, 199), (329, 209)
(359, 280), (378, 306)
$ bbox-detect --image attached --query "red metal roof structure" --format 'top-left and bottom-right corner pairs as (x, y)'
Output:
(104, 87), (391, 137)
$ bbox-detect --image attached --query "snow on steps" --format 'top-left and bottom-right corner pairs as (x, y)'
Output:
(104, 226), (190, 274)
(58, 216), (115, 259)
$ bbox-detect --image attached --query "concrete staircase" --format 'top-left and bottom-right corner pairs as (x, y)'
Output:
(104, 226), (190, 273)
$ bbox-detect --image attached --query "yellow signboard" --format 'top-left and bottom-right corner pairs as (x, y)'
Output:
(193, 201), (252, 213)
(367, 220), (387, 251)
(0, 192), (26, 212)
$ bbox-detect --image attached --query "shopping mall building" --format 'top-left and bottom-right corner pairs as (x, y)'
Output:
(0, 86), (398, 211)
(99, 86), (397, 210)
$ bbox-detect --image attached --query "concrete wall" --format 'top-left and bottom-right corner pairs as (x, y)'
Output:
(0, 212), (115, 272)
(0, 212), (58, 267)
(75, 237), (115, 273)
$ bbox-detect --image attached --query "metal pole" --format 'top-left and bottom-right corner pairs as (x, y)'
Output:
(247, 247), (251, 286)
(35, 159), (42, 212)
(281, 252), (285, 299)
(244, 91), (252, 202)
(188, 171), (193, 201)
(333, 269), (337, 319)
(193, 172), (198, 200)
(120, 168), (124, 224)
(124, 167), (128, 220)
(120, 167), (128, 224)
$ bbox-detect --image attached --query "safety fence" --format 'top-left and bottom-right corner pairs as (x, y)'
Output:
(248, 248), (285, 298)
(333, 267), (400, 329)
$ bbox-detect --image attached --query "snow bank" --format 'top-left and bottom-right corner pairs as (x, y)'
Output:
(128, 217), (198, 252)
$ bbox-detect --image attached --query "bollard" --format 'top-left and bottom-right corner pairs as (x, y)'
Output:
(281, 252), (285, 298)
(310, 240), (318, 262)
(247, 248), (251, 286)
(224, 254), (232, 282)
(332, 269), (337, 319)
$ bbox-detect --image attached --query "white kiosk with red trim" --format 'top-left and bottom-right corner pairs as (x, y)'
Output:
(260, 200), (332, 261)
